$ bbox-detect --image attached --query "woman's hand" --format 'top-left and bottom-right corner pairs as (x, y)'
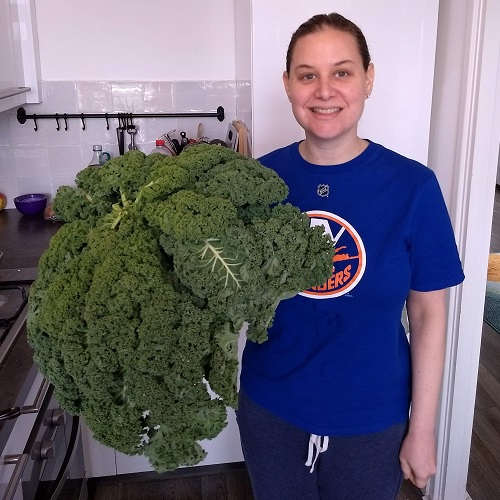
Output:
(399, 428), (437, 488)
(402, 288), (447, 489)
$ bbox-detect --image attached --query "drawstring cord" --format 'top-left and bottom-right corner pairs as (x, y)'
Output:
(305, 434), (329, 473)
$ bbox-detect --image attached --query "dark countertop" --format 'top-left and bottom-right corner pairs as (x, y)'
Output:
(0, 209), (63, 272)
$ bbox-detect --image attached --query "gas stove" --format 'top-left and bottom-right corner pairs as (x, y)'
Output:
(0, 284), (29, 347)
(0, 268), (36, 361)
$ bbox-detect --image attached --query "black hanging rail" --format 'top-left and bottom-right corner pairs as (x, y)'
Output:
(16, 106), (225, 131)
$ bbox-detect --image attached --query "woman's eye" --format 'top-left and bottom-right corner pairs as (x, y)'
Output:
(300, 73), (315, 81)
(336, 71), (349, 78)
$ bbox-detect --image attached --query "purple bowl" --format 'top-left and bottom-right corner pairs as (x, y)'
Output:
(14, 193), (47, 216)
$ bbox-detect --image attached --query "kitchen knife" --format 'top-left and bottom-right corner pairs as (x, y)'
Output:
(117, 115), (125, 155)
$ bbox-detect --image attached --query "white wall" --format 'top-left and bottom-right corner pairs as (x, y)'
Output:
(34, 0), (236, 81)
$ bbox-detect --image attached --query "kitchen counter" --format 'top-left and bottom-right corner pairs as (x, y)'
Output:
(0, 209), (63, 272)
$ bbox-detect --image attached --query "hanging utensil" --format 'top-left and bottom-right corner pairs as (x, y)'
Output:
(179, 131), (189, 151)
(127, 115), (138, 150)
(117, 114), (125, 155)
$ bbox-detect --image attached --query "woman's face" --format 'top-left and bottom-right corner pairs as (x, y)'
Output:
(283, 28), (374, 146)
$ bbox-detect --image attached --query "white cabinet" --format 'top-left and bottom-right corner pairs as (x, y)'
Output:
(81, 409), (244, 477)
(0, 0), (41, 113)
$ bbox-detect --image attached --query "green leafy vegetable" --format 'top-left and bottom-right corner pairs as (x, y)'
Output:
(28, 144), (335, 472)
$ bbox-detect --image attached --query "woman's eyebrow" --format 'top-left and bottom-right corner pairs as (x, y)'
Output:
(294, 59), (355, 70)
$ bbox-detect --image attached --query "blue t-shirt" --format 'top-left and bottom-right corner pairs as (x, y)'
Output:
(240, 141), (465, 436)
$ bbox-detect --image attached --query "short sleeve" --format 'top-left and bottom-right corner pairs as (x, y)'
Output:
(409, 173), (465, 291)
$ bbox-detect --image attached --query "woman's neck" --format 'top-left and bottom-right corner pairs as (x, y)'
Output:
(299, 136), (369, 166)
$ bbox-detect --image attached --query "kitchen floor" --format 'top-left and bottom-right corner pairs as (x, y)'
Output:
(83, 462), (423, 500)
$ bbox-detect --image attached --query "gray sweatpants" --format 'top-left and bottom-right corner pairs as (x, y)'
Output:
(236, 390), (407, 500)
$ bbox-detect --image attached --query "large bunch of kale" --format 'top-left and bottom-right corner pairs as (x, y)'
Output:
(27, 144), (334, 472)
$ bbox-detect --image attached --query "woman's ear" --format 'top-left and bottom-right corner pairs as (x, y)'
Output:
(365, 63), (375, 97)
(283, 71), (291, 102)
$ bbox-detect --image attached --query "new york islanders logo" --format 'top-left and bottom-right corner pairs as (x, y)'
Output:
(300, 210), (366, 299)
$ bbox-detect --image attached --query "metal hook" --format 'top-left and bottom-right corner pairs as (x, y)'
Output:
(63, 113), (68, 131)
(216, 106), (225, 122)
(105, 113), (110, 130)
(33, 114), (38, 131)
(55, 113), (60, 131)
(81, 113), (86, 130)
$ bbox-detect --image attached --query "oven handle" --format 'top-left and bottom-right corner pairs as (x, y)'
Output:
(0, 377), (50, 422)
(0, 453), (29, 498)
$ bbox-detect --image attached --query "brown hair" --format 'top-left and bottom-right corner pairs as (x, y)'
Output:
(285, 13), (371, 73)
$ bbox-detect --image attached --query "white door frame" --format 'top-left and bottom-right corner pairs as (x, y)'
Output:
(427, 0), (500, 498)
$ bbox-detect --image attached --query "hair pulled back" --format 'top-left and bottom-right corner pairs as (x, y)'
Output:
(285, 13), (371, 74)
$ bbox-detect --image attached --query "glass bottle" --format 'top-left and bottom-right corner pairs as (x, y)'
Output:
(89, 145), (103, 166)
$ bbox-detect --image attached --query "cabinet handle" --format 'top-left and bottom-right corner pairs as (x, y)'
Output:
(0, 87), (31, 99)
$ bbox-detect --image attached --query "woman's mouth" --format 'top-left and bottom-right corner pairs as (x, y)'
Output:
(312, 107), (341, 115)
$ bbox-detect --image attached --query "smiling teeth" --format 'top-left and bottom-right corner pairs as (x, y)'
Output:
(313, 108), (341, 114)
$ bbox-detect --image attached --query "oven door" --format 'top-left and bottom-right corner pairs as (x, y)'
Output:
(1, 380), (87, 500)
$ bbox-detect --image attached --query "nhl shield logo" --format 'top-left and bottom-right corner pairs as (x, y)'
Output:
(317, 184), (329, 197)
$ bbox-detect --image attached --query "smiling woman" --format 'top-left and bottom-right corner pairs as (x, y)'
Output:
(237, 12), (464, 500)
(283, 26), (374, 164)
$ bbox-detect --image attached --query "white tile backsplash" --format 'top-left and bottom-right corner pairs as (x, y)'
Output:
(143, 82), (175, 112)
(76, 81), (113, 113)
(0, 109), (13, 147)
(0, 146), (15, 176)
(111, 82), (145, 113)
(43, 117), (81, 146)
(17, 176), (52, 200)
(10, 117), (47, 147)
(41, 81), (78, 113)
(47, 145), (83, 176)
(0, 79), (241, 205)
(173, 81), (207, 112)
(14, 147), (49, 177)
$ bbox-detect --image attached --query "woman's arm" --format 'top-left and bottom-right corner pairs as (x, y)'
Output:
(399, 288), (447, 489)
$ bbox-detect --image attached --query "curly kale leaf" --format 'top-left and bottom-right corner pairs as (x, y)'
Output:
(195, 238), (244, 291)
(29, 144), (335, 472)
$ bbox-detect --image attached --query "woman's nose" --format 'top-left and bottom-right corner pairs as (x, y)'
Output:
(315, 78), (335, 100)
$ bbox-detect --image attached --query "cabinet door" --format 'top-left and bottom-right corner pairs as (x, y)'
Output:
(0, 0), (21, 95)
(0, 0), (40, 113)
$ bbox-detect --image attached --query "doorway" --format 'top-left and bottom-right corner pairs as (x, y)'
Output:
(427, 0), (500, 498)
(466, 182), (500, 498)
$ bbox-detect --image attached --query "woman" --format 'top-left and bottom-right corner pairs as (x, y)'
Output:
(237, 12), (465, 500)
